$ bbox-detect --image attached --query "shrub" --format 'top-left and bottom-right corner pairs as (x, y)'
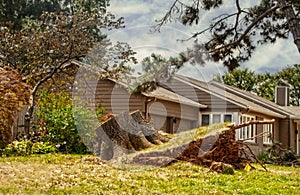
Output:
(1, 140), (57, 157)
(35, 90), (104, 154)
(31, 141), (57, 154)
(2, 140), (33, 156)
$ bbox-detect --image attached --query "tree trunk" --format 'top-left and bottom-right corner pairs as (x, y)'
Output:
(130, 110), (169, 144)
(24, 103), (34, 138)
(95, 110), (169, 160)
(278, 0), (300, 53)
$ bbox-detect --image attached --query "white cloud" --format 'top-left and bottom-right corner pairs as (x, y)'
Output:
(244, 38), (300, 74)
(105, 0), (300, 80)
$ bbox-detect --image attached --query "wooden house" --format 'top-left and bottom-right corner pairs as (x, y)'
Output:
(160, 75), (300, 155)
(94, 78), (206, 134)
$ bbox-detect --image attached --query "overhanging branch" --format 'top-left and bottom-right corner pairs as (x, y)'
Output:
(210, 5), (280, 53)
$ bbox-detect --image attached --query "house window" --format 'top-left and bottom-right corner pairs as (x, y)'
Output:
(201, 114), (210, 126)
(212, 114), (221, 124)
(224, 114), (232, 122)
(239, 115), (256, 142)
(201, 113), (233, 126)
(263, 124), (273, 144)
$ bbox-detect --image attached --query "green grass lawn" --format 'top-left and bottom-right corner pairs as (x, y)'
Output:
(0, 154), (299, 195)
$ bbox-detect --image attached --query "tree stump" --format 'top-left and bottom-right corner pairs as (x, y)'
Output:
(94, 110), (170, 160)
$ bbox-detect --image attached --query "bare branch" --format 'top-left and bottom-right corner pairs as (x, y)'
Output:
(231, 119), (275, 130)
(154, 0), (180, 32)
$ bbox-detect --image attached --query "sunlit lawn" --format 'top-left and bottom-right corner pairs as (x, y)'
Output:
(0, 154), (299, 194)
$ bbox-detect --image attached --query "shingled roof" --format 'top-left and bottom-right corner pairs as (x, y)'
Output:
(209, 80), (293, 117)
(174, 75), (286, 118)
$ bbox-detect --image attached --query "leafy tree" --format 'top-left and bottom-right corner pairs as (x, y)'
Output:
(277, 64), (300, 106)
(156, 0), (300, 70)
(129, 53), (188, 93)
(0, 0), (110, 31)
(0, 5), (135, 135)
(214, 68), (257, 91)
(35, 90), (103, 154)
(215, 69), (279, 101)
(0, 66), (31, 148)
(255, 73), (279, 102)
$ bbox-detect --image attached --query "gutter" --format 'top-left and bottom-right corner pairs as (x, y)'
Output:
(144, 97), (156, 121)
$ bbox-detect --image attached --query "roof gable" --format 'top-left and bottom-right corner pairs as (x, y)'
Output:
(174, 75), (286, 118)
(209, 80), (293, 117)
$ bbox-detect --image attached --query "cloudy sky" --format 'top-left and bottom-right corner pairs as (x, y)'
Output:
(105, 0), (300, 81)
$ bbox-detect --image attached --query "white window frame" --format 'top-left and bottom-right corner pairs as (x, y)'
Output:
(200, 113), (233, 126)
(239, 115), (256, 143)
(263, 123), (273, 144)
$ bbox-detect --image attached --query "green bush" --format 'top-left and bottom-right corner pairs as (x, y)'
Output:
(35, 90), (103, 154)
(1, 140), (57, 157)
(31, 141), (57, 154)
(257, 153), (270, 163)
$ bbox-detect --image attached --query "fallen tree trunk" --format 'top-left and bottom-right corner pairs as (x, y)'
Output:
(94, 110), (169, 160)
(125, 120), (275, 171)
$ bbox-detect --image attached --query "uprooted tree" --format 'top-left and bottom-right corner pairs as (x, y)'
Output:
(155, 0), (300, 70)
(95, 110), (275, 171)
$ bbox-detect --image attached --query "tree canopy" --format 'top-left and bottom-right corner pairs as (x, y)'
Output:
(0, 0), (137, 135)
(156, 0), (300, 70)
(0, 0), (110, 31)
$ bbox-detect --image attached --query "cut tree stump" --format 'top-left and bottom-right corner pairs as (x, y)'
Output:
(94, 110), (170, 160)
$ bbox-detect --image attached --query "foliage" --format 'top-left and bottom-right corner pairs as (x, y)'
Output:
(277, 64), (300, 106)
(0, 66), (31, 148)
(156, 0), (300, 70)
(214, 68), (257, 91)
(1, 140), (57, 157)
(258, 142), (299, 166)
(35, 90), (104, 154)
(0, 0), (110, 31)
(0, 2), (136, 131)
(129, 53), (188, 93)
(255, 73), (279, 102)
(0, 154), (299, 194)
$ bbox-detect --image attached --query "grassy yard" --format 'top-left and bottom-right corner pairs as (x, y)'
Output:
(0, 154), (299, 194)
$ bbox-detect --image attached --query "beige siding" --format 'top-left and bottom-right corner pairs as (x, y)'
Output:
(195, 89), (241, 110)
(148, 99), (199, 133)
(95, 80), (144, 114)
(279, 119), (290, 148)
(148, 99), (198, 121)
(175, 118), (197, 132)
(96, 79), (199, 133)
(161, 78), (240, 111)
(149, 114), (196, 133)
(290, 121), (297, 153)
(149, 114), (167, 132)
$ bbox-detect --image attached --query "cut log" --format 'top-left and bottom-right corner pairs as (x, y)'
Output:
(130, 110), (169, 144)
(94, 110), (170, 160)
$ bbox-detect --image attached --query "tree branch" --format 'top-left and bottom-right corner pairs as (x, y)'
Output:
(230, 119), (275, 130)
(210, 5), (280, 53)
(277, 0), (300, 53)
